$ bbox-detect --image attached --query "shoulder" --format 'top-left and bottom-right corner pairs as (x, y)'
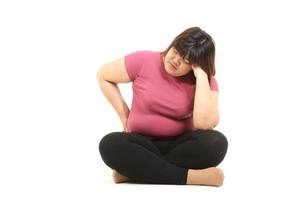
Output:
(125, 50), (161, 59)
(124, 50), (162, 80)
(210, 76), (219, 91)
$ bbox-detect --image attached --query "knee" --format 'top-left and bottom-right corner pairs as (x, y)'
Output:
(99, 131), (125, 153)
(99, 132), (124, 165)
(209, 130), (228, 165)
(212, 130), (228, 149)
(194, 129), (228, 164)
(193, 129), (228, 150)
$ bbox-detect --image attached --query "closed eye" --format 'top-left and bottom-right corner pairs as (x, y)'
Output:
(184, 59), (190, 64)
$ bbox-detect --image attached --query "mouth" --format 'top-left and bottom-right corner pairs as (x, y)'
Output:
(168, 61), (177, 70)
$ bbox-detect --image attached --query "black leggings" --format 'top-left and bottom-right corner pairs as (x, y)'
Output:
(99, 129), (228, 185)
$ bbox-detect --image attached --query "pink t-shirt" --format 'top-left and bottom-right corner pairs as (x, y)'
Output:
(124, 51), (219, 137)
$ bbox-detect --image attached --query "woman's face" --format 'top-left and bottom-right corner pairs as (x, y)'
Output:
(163, 47), (193, 77)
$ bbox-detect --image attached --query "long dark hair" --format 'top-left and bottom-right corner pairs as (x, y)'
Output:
(162, 27), (216, 85)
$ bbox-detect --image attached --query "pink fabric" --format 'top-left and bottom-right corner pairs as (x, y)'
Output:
(124, 51), (219, 137)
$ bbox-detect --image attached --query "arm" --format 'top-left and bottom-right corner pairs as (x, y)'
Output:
(192, 67), (220, 130)
(96, 58), (131, 132)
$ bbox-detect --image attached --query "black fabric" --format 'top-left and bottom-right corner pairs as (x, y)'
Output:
(99, 129), (228, 185)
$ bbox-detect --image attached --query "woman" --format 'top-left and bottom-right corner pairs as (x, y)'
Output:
(96, 27), (228, 187)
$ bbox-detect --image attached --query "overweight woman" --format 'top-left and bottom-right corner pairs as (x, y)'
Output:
(96, 27), (228, 187)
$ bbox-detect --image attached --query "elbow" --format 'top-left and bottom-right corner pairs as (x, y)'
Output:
(194, 122), (214, 130)
(194, 115), (220, 130)
(96, 65), (105, 80)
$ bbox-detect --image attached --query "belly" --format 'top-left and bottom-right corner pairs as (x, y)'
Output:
(127, 113), (194, 137)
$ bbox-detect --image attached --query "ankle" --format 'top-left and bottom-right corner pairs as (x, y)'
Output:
(186, 167), (224, 187)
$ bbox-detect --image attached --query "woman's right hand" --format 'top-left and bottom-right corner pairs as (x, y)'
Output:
(121, 116), (129, 133)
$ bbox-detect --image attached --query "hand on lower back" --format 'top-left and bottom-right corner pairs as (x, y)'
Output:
(121, 116), (129, 133)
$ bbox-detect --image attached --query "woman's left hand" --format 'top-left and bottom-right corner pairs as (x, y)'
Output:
(192, 65), (207, 78)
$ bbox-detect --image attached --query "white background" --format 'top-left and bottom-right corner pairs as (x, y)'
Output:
(1, 0), (300, 199)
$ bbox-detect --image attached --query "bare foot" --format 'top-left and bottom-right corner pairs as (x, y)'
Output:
(186, 167), (224, 187)
(112, 170), (130, 183)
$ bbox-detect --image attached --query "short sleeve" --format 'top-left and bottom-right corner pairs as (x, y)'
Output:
(210, 76), (219, 91)
(124, 51), (146, 81)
